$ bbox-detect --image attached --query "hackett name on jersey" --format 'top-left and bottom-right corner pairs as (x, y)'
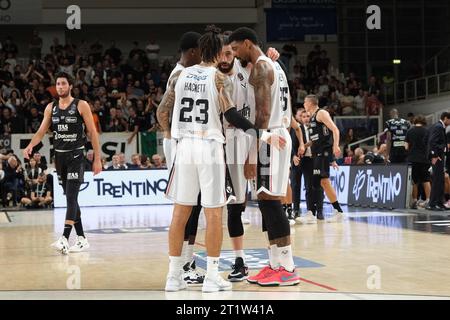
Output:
(184, 82), (206, 93)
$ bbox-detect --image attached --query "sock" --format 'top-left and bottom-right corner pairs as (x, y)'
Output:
(206, 256), (220, 278)
(74, 219), (85, 237)
(269, 244), (279, 269)
(332, 201), (343, 213)
(63, 224), (72, 239)
(278, 245), (295, 272)
(235, 250), (245, 261)
(168, 256), (184, 277)
(185, 244), (194, 264)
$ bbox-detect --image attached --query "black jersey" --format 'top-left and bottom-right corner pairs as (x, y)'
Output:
(51, 98), (87, 151)
(309, 108), (333, 156)
(384, 117), (410, 156)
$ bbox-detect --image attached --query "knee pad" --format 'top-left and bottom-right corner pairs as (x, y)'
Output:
(258, 200), (290, 240)
(227, 203), (245, 238)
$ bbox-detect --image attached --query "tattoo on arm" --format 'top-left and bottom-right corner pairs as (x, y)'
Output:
(250, 61), (272, 129)
(157, 70), (181, 133)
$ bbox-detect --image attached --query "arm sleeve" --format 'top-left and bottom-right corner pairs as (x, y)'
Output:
(224, 107), (256, 133)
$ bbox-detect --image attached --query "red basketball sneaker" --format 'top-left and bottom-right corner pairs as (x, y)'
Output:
(247, 265), (277, 284)
(257, 267), (300, 286)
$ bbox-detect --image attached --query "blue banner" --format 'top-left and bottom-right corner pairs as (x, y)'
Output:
(266, 8), (337, 41)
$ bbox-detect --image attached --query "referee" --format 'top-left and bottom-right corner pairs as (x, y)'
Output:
(23, 72), (102, 254)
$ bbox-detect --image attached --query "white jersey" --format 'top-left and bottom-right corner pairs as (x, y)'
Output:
(171, 64), (224, 143)
(223, 59), (255, 128)
(252, 56), (291, 129)
(167, 63), (185, 90)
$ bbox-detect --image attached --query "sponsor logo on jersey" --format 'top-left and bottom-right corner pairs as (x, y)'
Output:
(52, 117), (60, 123)
(53, 132), (78, 141)
(57, 124), (68, 132)
(68, 107), (76, 115)
(238, 73), (244, 81)
(65, 116), (78, 123)
(67, 172), (79, 180)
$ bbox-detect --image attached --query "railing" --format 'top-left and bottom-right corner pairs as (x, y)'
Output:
(384, 71), (450, 106)
(348, 131), (386, 150)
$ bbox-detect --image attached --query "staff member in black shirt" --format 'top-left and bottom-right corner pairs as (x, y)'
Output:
(405, 115), (431, 209)
(426, 112), (450, 211)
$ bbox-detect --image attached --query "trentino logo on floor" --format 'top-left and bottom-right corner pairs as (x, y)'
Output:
(194, 249), (324, 271)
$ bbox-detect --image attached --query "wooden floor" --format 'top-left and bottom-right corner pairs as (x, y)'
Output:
(1, 204), (450, 300)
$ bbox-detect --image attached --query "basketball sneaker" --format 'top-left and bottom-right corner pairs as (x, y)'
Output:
(183, 260), (205, 285)
(257, 267), (300, 286)
(247, 265), (277, 284)
(51, 236), (69, 255)
(165, 272), (187, 292)
(295, 211), (317, 224)
(227, 257), (249, 282)
(326, 210), (344, 223)
(202, 274), (232, 293)
(69, 236), (90, 253)
(241, 217), (251, 224)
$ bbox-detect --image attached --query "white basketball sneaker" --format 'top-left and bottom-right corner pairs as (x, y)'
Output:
(296, 211), (317, 224)
(165, 272), (187, 292)
(69, 236), (90, 253)
(241, 217), (251, 225)
(326, 210), (344, 223)
(51, 236), (69, 255)
(202, 274), (233, 293)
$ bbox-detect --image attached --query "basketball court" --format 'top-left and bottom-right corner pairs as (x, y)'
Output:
(1, 204), (449, 300)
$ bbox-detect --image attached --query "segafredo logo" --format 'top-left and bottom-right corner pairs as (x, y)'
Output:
(353, 169), (402, 203)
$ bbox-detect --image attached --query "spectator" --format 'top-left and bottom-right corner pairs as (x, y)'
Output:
(140, 155), (153, 169)
(105, 41), (122, 64)
(25, 157), (42, 187)
(339, 87), (355, 115)
(1, 156), (23, 206)
(354, 89), (367, 116)
(85, 150), (94, 171)
(27, 105), (43, 133)
(29, 30), (43, 61)
(107, 154), (126, 170)
(31, 152), (47, 172)
(118, 153), (130, 169)
(151, 154), (165, 169)
(128, 154), (142, 169)
(145, 38), (160, 69)
(23, 173), (53, 208)
(127, 106), (141, 144)
(3, 37), (18, 58)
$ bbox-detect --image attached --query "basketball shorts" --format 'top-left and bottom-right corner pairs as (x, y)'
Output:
(313, 150), (332, 179)
(165, 138), (236, 208)
(256, 127), (292, 197)
(163, 138), (177, 170)
(55, 148), (85, 189)
(225, 129), (254, 204)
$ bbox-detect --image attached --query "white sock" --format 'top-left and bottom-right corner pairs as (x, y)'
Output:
(278, 245), (295, 272)
(185, 244), (194, 264)
(269, 244), (279, 269)
(168, 256), (184, 276)
(206, 256), (220, 278)
(235, 250), (245, 261)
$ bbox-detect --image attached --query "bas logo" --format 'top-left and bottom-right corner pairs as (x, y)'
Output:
(67, 172), (79, 180)
(58, 124), (68, 131)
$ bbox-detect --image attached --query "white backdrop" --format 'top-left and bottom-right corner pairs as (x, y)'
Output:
(53, 170), (172, 207)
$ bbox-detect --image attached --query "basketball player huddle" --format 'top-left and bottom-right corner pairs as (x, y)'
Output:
(24, 24), (344, 294)
(158, 26), (345, 293)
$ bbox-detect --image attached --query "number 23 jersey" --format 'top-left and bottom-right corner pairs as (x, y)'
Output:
(171, 65), (225, 143)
